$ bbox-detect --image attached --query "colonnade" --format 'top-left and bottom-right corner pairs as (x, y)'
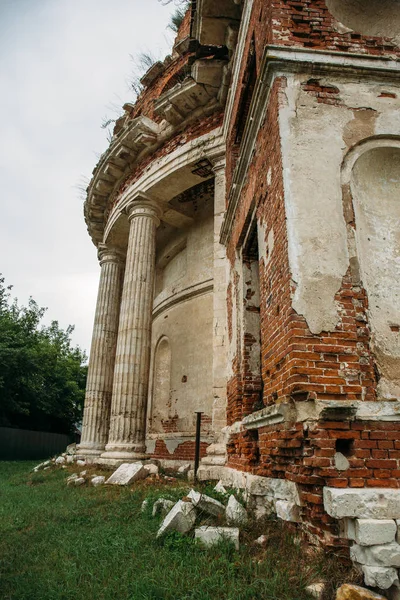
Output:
(79, 162), (228, 463)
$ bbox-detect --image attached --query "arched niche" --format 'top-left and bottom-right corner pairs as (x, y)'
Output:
(150, 336), (172, 433)
(348, 143), (400, 398)
(326, 0), (400, 41)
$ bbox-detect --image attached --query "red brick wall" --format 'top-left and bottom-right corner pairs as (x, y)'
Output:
(151, 440), (208, 461)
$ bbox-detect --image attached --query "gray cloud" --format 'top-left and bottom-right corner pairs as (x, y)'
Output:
(0, 0), (174, 354)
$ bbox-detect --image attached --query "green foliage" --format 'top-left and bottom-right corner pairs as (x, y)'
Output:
(0, 275), (87, 434)
(168, 3), (190, 33)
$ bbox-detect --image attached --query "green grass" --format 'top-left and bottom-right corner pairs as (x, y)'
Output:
(0, 461), (352, 600)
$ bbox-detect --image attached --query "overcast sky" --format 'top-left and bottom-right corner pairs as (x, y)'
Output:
(0, 0), (176, 356)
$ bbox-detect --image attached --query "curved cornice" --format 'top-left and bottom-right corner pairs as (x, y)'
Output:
(85, 59), (231, 247)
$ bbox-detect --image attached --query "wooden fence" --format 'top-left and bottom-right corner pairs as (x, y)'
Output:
(0, 427), (74, 460)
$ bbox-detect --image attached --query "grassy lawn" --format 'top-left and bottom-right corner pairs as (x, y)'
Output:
(0, 461), (350, 600)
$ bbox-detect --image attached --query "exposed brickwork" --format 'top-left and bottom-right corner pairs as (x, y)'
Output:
(106, 110), (223, 221)
(151, 439), (208, 461)
(226, 0), (400, 190)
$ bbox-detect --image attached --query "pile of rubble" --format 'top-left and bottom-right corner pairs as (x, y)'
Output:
(142, 484), (248, 550)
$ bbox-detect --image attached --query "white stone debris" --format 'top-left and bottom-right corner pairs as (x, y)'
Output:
(66, 443), (76, 454)
(255, 535), (268, 546)
(195, 526), (240, 551)
(214, 480), (227, 494)
(106, 462), (147, 486)
(226, 495), (248, 526)
(141, 500), (149, 512)
(350, 542), (400, 567)
(33, 460), (51, 472)
(188, 489), (225, 517)
(275, 500), (301, 523)
(43, 466), (50, 471)
(80, 470), (87, 477)
(152, 498), (175, 517)
(324, 488), (400, 520)
(355, 519), (396, 546)
(362, 565), (399, 590)
(157, 500), (196, 537)
(55, 456), (65, 465)
(91, 476), (105, 487)
(66, 455), (75, 464)
(306, 583), (325, 599)
(76, 459), (86, 466)
(72, 477), (85, 487)
(178, 464), (191, 475)
(187, 470), (195, 482)
(334, 452), (350, 471)
(144, 463), (159, 476)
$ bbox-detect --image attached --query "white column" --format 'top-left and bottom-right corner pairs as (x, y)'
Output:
(212, 158), (229, 435)
(101, 195), (161, 461)
(79, 245), (124, 457)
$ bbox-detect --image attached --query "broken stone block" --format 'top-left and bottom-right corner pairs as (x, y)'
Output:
(355, 519), (396, 546)
(66, 455), (75, 464)
(66, 443), (76, 454)
(105, 463), (147, 486)
(275, 500), (300, 523)
(336, 583), (386, 600)
(255, 534), (268, 546)
(350, 542), (400, 567)
(55, 456), (65, 465)
(152, 498), (175, 518)
(91, 476), (105, 487)
(334, 452), (350, 471)
(33, 460), (51, 472)
(362, 565), (399, 590)
(306, 583), (325, 599)
(178, 464), (191, 475)
(144, 463), (159, 476)
(195, 526), (239, 550)
(324, 488), (400, 520)
(69, 477), (85, 487)
(76, 459), (86, 466)
(157, 500), (196, 537)
(214, 480), (227, 494)
(226, 495), (248, 526)
(188, 489), (225, 517)
(80, 470), (87, 477)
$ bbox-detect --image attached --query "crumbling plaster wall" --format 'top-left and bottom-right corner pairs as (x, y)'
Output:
(279, 74), (400, 397)
(147, 195), (214, 442)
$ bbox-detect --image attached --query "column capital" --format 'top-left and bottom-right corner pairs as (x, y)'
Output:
(211, 155), (226, 175)
(97, 244), (125, 266)
(125, 193), (162, 226)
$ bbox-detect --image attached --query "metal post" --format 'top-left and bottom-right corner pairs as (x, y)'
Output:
(194, 411), (202, 481)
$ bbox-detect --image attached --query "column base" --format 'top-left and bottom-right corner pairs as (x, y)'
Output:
(76, 443), (105, 459)
(99, 443), (147, 466)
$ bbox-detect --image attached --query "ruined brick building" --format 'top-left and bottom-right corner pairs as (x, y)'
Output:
(79, 0), (400, 586)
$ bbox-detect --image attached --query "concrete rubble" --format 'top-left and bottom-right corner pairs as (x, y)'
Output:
(144, 463), (159, 476)
(91, 476), (105, 487)
(195, 526), (240, 550)
(105, 462), (147, 486)
(188, 489), (225, 517)
(157, 500), (196, 537)
(152, 498), (175, 517)
(306, 583), (325, 599)
(226, 495), (248, 526)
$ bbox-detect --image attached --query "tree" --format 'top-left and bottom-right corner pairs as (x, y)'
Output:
(0, 275), (87, 434)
